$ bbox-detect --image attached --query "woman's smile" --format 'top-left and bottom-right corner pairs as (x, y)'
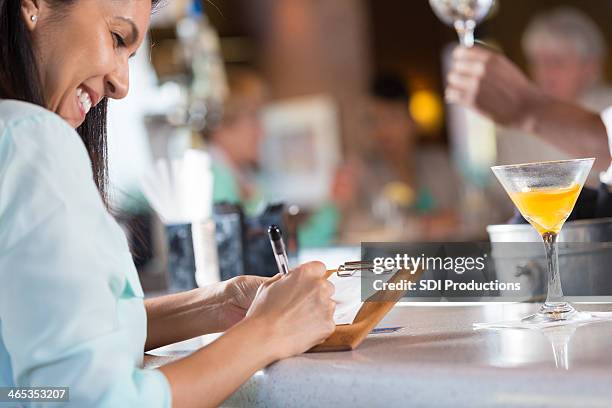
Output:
(25, 0), (150, 129)
(75, 85), (97, 124)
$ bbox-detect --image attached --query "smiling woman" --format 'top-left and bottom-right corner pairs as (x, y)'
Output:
(0, 1), (336, 408)
(0, 0), (158, 204)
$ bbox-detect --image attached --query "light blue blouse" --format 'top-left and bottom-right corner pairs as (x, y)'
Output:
(0, 101), (171, 407)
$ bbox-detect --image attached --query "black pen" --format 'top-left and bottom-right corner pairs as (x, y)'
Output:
(268, 224), (290, 275)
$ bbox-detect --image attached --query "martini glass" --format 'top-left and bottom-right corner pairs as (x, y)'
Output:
(429, 0), (495, 47)
(491, 159), (593, 325)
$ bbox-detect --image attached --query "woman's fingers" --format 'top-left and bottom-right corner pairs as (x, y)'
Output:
(244, 260), (336, 359)
(300, 261), (327, 277)
(264, 273), (283, 286)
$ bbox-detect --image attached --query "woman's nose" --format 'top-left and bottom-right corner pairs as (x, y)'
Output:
(104, 60), (129, 100)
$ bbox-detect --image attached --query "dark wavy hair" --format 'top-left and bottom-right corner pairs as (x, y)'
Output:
(0, 0), (162, 206)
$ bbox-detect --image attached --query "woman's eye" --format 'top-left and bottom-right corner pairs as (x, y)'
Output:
(112, 32), (126, 47)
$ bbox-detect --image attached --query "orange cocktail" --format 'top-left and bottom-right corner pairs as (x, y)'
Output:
(509, 183), (581, 235)
(488, 158), (595, 326)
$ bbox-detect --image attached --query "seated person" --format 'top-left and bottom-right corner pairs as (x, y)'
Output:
(344, 74), (460, 241)
(0, 1), (334, 406)
(204, 68), (353, 247)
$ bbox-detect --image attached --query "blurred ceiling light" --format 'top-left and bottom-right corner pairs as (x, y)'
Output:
(409, 89), (443, 134)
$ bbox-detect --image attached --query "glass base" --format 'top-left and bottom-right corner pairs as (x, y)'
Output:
(474, 303), (612, 330)
(522, 302), (579, 324)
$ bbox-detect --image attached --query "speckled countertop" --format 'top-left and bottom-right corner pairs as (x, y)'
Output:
(146, 302), (612, 408)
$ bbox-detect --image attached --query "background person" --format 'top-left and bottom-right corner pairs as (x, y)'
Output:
(524, 7), (611, 108)
(207, 68), (267, 210)
(496, 7), (612, 181)
(446, 20), (612, 221)
(344, 74), (459, 241)
(206, 68), (356, 247)
(445, 47), (608, 170)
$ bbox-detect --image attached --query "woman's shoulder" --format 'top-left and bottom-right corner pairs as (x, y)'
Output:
(0, 99), (90, 172)
(0, 101), (99, 251)
(0, 99), (69, 130)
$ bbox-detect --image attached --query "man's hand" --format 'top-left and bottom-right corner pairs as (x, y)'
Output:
(445, 46), (609, 168)
(446, 46), (546, 131)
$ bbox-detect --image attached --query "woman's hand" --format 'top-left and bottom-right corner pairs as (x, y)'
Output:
(219, 275), (269, 328)
(160, 262), (335, 408)
(245, 261), (336, 360)
(145, 276), (268, 350)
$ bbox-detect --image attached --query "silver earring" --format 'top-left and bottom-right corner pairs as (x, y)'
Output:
(30, 15), (37, 22)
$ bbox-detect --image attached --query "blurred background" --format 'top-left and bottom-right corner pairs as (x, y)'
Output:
(107, 0), (612, 291)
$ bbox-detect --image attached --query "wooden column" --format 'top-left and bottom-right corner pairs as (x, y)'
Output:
(244, 0), (372, 154)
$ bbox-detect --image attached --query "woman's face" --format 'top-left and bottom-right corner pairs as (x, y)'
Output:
(22, 0), (151, 128)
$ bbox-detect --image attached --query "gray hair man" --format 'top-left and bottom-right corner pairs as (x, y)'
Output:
(489, 7), (612, 188)
(446, 7), (612, 222)
(522, 7), (610, 110)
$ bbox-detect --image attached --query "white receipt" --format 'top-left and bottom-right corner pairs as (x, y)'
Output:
(328, 272), (363, 325)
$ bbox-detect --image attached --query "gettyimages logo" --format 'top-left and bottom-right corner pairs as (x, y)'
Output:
(372, 253), (487, 275)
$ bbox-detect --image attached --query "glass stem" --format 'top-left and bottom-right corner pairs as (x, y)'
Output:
(542, 231), (564, 306)
(454, 20), (475, 47)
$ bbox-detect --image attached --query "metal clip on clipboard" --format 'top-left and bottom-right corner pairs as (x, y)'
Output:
(314, 263), (414, 352)
(336, 261), (372, 277)
(336, 261), (396, 277)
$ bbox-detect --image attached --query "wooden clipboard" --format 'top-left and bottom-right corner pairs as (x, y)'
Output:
(308, 267), (422, 352)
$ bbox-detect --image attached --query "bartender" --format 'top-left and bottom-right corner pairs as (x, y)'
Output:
(445, 35), (612, 220)
(0, 1), (335, 407)
(494, 7), (612, 177)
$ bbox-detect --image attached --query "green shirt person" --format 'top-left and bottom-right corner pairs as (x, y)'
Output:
(205, 68), (343, 248)
(210, 146), (340, 247)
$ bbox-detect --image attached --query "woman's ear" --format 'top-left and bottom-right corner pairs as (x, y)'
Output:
(21, 0), (41, 31)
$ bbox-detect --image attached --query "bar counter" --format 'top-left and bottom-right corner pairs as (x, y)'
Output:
(146, 302), (612, 407)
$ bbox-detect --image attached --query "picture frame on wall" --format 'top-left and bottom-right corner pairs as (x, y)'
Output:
(259, 95), (342, 209)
